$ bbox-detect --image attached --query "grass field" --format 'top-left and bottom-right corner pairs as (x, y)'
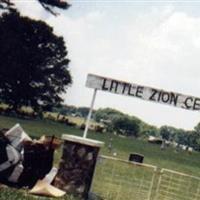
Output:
(0, 115), (200, 200)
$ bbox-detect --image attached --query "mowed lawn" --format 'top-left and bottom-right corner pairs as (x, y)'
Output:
(0, 115), (199, 176)
(0, 115), (200, 200)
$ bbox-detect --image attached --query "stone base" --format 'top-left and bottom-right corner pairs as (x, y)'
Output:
(53, 135), (104, 199)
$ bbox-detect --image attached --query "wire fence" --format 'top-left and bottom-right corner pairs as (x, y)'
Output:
(91, 155), (200, 200)
(155, 169), (200, 200)
(91, 155), (157, 200)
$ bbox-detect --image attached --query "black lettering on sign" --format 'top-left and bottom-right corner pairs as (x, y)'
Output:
(170, 93), (179, 106)
(149, 89), (157, 101)
(157, 91), (162, 102)
(122, 83), (129, 94)
(150, 90), (180, 106)
(110, 80), (119, 93)
(193, 98), (200, 110)
(184, 97), (193, 109)
(161, 92), (170, 103)
(128, 84), (135, 96)
(102, 78), (109, 91)
(136, 86), (144, 98)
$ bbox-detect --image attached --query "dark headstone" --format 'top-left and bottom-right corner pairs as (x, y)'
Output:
(129, 153), (144, 163)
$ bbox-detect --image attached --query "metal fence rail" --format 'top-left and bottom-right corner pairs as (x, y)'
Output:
(91, 155), (200, 200)
(91, 155), (157, 200)
(155, 169), (200, 200)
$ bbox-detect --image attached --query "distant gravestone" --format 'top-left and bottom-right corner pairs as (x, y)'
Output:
(129, 153), (144, 163)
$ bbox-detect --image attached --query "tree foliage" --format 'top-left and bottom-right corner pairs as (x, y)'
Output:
(0, 0), (70, 15)
(140, 124), (159, 137)
(76, 107), (90, 118)
(38, 0), (70, 15)
(0, 11), (71, 112)
(94, 108), (141, 137)
(52, 105), (93, 118)
(157, 125), (200, 151)
(0, 0), (13, 10)
(94, 108), (124, 122)
(159, 126), (177, 141)
(194, 122), (200, 134)
(112, 115), (140, 137)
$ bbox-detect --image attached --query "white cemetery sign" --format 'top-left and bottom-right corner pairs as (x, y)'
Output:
(86, 74), (200, 111)
(83, 73), (200, 138)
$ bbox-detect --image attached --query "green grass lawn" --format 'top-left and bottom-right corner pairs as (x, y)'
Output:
(0, 115), (200, 175)
(0, 115), (200, 200)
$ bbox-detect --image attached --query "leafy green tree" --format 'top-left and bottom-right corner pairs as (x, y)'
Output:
(0, 0), (13, 10)
(159, 126), (170, 140)
(194, 122), (200, 134)
(186, 131), (199, 150)
(77, 107), (90, 118)
(95, 108), (142, 136)
(112, 115), (140, 137)
(174, 129), (188, 145)
(0, 11), (71, 113)
(140, 124), (159, 137)
(159, 126), (177, 141)
(94, 108), (124, 122)
(192, 122), (200, 150)
(0, 0), (70, 15)
(57, 105), (75, 116)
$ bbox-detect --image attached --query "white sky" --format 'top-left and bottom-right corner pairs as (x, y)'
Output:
(14, 0), (200, 130)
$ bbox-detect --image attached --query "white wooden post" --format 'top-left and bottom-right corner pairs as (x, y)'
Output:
(83, 88), (97, 138)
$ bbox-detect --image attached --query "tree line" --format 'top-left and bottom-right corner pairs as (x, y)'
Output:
(53, 105), (200, 152)
(94, 107), (200, 151)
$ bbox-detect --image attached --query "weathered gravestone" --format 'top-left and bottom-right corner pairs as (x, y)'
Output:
(53, 134), (104, 199)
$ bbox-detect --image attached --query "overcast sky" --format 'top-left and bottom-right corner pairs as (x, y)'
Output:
(14, 0), (200, 130)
